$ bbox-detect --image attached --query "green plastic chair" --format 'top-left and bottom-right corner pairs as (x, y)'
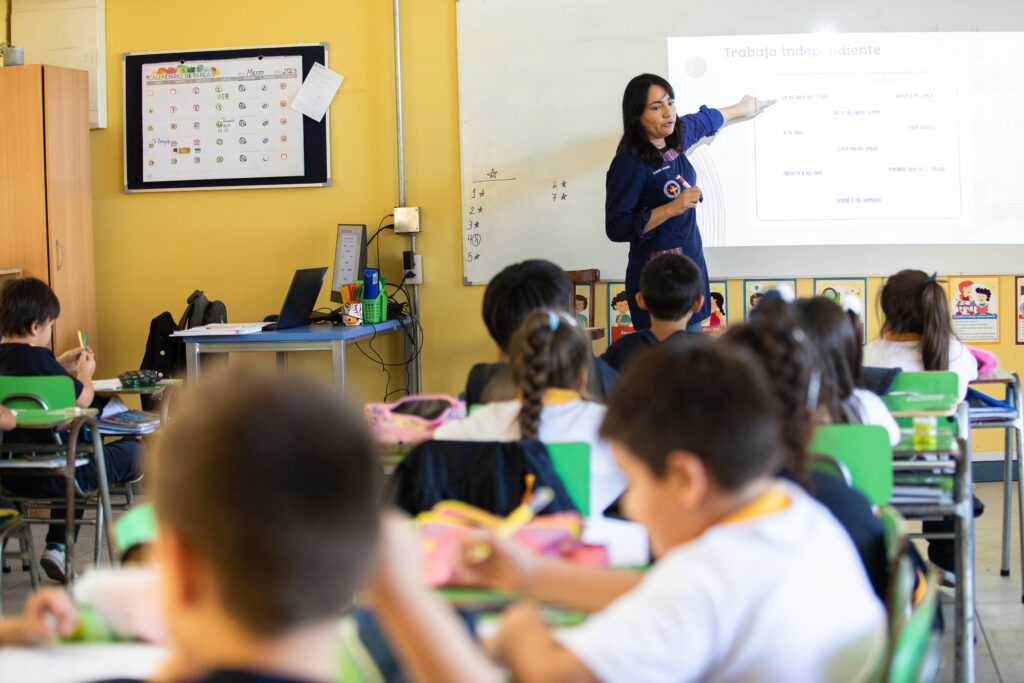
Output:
(889, 371), (959, 398)
(809, 424), (893, 507)
(886, 568), (943, 683)
(879, 505), (914, 636)
(547, 442), (590, 516)
(0, 375), (77, 412)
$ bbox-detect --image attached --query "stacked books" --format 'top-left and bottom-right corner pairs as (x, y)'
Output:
(97, 399), (160, 435)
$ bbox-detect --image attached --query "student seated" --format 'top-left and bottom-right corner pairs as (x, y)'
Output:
(722, 295), (888, 599)
(464, 260), (618, 405)
(436, 309), (625, 516)
(148, 368), (380, 683)
(0, 277), (141, 583)
(370, 338), (886, 683)
(863, 269), (982, 573)
(599, 252), (703, 372)
(795, 296), (901, 446)
(863, 269), (978, 400)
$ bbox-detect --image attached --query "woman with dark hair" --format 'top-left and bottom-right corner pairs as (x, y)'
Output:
(606, 73), (774, 331)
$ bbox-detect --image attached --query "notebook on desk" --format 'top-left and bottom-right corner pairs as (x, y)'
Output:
(172, 267), (328, 336)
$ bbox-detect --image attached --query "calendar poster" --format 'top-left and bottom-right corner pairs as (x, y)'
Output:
(141, 56), (305, 182)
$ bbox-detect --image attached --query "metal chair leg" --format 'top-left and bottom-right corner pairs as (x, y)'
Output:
(20, 524), (39, 590)
(93, 499), (103, 567)
(1003, 426), (1013, 576)
(1016, 426), (1024, 602)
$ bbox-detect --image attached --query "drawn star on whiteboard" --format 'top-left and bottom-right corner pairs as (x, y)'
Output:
(487, 168), (498, 179)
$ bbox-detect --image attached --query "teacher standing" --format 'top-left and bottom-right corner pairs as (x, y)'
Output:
(605, 73), (775, 331)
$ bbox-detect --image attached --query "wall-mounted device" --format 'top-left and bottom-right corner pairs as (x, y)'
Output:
(394, 206), (421, 234)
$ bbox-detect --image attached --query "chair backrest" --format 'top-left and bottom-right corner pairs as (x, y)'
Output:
(879, 505), (914, 637)
(566, 269), (600, 328)
(886, 568), (943, 683)
(547, 442), (591, 516)
(889, 371), (958, 399)
(0, 376), (77, 411)
(809, 424), (893, 506)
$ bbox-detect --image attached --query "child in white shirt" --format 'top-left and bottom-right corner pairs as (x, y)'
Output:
(369, 338), (886, 683)
(435, 309), (623, 515)
(863, 269), (978, 400)
(795, 295), (901, 446)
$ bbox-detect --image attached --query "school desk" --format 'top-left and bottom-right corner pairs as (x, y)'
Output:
(178, 318), (419, 393)
(968, 370), (1024, 598)
(891, 401), (975, 683)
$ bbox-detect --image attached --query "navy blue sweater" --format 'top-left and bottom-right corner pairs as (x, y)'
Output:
(605, 105), (722, 330)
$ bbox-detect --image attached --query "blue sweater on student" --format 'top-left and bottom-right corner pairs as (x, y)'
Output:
(605, 105), (723, 330)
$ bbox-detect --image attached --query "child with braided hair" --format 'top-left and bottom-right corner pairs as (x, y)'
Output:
(435, 309), (625, 515)
(721, 294), (888, 599)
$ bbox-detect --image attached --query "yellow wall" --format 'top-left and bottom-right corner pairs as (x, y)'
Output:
(81, 1), (1024, 429)
(89, 0), (490, 402)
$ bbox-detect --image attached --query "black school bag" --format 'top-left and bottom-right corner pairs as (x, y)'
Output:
(140, 290), (228, 379)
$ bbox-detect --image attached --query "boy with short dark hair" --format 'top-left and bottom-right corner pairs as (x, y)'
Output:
(465, 259), (618, 404)
(150, 368), (380, 683)
(600, 252), (703, 372)
(0, 277), (140, 583)
(371, 338), (886, 682)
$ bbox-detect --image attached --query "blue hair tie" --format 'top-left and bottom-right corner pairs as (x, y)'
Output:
(929, 271), (938, 281)
(548, 310), (560, 331)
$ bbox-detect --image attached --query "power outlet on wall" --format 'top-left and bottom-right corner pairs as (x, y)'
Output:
(403, 251), (424, 285)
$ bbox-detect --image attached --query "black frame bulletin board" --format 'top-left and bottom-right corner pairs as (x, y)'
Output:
(123, 43), (330, 192)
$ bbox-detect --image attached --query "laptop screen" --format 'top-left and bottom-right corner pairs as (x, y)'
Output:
(275, 267), (328, 330)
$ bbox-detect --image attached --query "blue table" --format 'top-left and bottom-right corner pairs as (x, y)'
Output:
(180, 318), (419, 393)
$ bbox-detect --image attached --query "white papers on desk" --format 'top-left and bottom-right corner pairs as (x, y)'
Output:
(0, 642), (167, 683)
(170, 323), (267, 336)
(290, 62), (344, 122)
(91, 379), (124, 392)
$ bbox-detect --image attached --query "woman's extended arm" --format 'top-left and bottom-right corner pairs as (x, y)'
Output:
(717, 95), (776, 124)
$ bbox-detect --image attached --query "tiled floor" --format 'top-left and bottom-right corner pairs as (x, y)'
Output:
(3, 483), (1024, 680)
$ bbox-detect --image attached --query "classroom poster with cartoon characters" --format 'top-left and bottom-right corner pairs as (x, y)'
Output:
(1016, 277), (1024, 345)
(606, 282), (635, 343)
(948, 276), (999, 343)
(743, 280), (796, 320)
(814, 278), (867, 344)
(701, 281), (728, 334)
(574, 285), (593, 327)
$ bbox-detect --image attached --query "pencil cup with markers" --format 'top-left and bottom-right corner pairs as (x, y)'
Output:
(355, 277), (387, 324)
(339, 283), (363, 326)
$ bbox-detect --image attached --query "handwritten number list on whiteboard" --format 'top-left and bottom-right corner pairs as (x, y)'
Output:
(142, 56), (304, 182)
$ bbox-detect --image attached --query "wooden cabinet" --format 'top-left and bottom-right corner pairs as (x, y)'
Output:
(0, 65), (96, 353)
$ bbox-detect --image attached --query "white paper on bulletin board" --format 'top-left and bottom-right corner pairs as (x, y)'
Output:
(140, 56), (305, 182)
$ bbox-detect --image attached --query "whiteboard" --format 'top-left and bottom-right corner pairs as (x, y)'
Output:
(455, 0), (1024, 284)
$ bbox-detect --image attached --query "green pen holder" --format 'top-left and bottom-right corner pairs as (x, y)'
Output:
(355, 277), (387, 324)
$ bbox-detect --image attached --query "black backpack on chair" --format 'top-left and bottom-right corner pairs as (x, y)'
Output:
(140, 290), (228, 379)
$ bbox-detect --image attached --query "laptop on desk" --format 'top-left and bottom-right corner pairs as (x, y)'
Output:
(262, 267), (329, 331)
(171, 268), (328, 336)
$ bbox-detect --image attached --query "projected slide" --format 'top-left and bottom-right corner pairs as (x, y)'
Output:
(669, 33), (1024, 247)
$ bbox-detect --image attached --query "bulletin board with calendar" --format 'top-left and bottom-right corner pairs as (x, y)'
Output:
(123, 43), (329, 192)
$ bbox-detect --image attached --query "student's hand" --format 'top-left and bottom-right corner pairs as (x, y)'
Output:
(77, 349), (97, 380)
(366, 510), (423, 602)
(488, 602), (547, 665)
(18, 587), (78, 644)
(57, 347), (86, 373)
(452, 529), (537, 591)
(669, 186), (702, 215)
